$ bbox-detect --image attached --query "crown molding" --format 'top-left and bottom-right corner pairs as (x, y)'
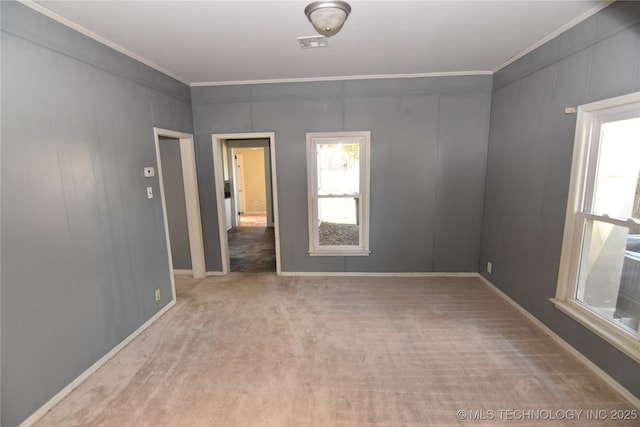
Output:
(18, 0), (189, 85)
(190, 71), (493, 87)
(493, 1), (614, 73)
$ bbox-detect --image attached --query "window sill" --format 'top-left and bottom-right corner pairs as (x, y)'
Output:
(308, 249), (370, 256)
(550, 298), (640, 363)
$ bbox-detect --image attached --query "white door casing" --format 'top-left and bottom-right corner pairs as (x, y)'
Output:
(154, 128), (206, 286)
(212, 132), (281, 275)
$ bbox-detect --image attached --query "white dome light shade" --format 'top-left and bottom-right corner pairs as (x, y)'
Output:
(305, 1), (351, 38)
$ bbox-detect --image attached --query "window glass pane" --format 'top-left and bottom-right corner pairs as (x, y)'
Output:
(592, 117), (640, 220)
(317, 142), (360, 196)
(578, 220), (640, 333)
(318, 197), (359, 246)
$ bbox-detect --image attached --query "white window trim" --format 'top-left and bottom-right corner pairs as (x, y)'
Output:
(307, 131), (371, 256)
(552, 91), (640, 363)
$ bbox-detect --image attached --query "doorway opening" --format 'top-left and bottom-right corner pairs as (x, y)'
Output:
(153, 128), (206, 294)
(232, 147), (268, 227)
(212, 132), (280, 274)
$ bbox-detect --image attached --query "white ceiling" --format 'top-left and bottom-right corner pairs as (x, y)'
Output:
(29, 0), (609, 86)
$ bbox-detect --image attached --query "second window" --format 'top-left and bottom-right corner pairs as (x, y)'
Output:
(307, 131), (370, 256)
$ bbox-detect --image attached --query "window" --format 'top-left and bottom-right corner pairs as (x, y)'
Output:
(307, 132), (370, 256)
(554, 92), (640, 361)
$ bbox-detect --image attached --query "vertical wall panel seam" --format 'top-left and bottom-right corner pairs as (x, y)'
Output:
(432, 95), (442, 271)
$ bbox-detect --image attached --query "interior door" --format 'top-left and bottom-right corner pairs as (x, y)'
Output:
(233, 153), (246, 223)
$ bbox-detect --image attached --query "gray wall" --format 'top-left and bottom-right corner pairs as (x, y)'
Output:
(8, 0), (638, 423)
(1, 2), (193, 426)
(480, 1), (640, 398)
(192, 76), (492, 273)
(159, 138), (192, 270)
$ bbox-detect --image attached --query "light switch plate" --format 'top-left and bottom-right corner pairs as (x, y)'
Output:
(144, 167), (155, 177)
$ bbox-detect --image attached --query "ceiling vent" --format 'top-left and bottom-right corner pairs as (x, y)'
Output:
(297, 36), (329, 49)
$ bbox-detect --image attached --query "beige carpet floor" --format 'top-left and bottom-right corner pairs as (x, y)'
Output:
(34, 274), (637, 426)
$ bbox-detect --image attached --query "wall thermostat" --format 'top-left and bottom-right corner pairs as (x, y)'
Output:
(143, 167), (155, 177)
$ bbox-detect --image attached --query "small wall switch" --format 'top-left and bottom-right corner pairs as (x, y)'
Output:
(487, 262), (492, 274)
(147, 187), (153, 199)
(564, 107), (577, 114)
(144, 167), (155, 177)
(155, 289), (161, 301)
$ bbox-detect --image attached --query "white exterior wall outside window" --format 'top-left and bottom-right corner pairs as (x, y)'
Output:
(307, 132), (371, 256)
(554, 91), (640, 362)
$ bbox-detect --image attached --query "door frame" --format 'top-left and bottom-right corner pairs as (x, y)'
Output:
(154, 128), (206, 284)
(212, 132), (281, 274)
(232, 151), (246, 218)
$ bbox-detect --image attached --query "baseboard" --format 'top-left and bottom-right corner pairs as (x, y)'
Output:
(476, 274), (640, 410)
(19, 299), (177, 427)
(279, 271), (478, 277)
(18, 272), (638, 425)
(206, 271), (226, 276)
(173, 269), (193, 275)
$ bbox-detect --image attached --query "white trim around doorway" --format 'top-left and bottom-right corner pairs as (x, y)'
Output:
(154, 128), (207, 289)
(212, 132), (281, 275)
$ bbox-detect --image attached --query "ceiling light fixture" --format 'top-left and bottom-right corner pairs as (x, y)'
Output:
(304, 1), (351, 38)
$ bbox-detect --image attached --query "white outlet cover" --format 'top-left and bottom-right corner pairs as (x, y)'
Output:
(144, 167), (155, 177)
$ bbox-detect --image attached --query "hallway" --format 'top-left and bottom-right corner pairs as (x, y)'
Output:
(228, 214), (275, 272)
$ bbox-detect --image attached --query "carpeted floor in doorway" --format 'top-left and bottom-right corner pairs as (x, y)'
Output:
(34, 274), (637, 426)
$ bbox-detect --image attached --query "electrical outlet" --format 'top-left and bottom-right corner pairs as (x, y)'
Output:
(487, 262), (492, 274)
(155, 289), (161, 301)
